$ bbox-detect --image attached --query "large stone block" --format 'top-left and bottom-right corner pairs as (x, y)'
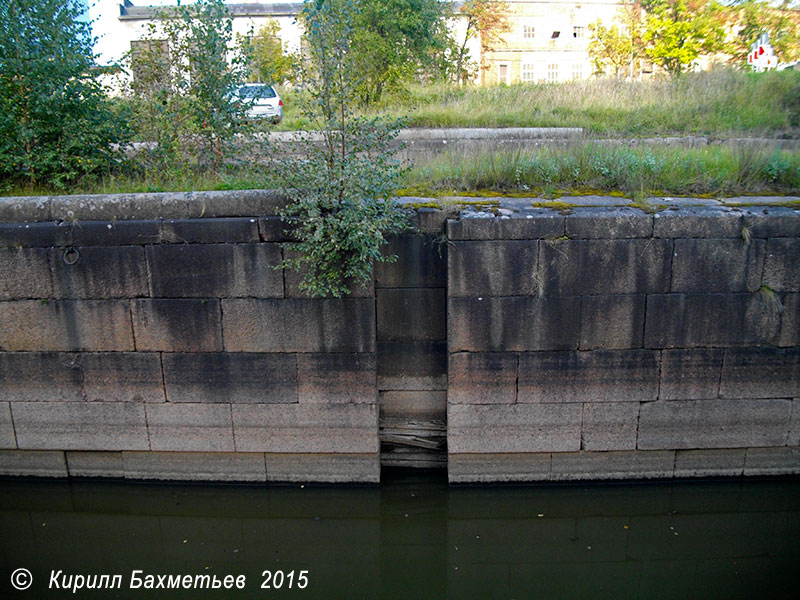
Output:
(375, 234), (447, 288)
(1, 402), (16, 449)
(565, 207), (653, 239)
(81, 352), (165, 402)
(147, 243), (282, 298)
(539, 239), (672, 296)
(763, 238), (800, 292)
(163, 352), (297, 403)
(65, 451), (124, 478)
(671, 239), (765, 293)
(0, 352), (84, 401)
(448, 352), (517, 404)
(0, 195), (50, 222)
(741, 206), (800, 238)
(0, 247), (53, 299)
(232, 403), (379, 453)
(779, 293), (799, 347)
(161, 217), (259, 243)
(448, 403), (582, 453)
(517, 350), (659, 403)
(0, 300), (134, 351)
(265, 453), (379, 483)
(719, 347), (799, 399)
(12, 401), (150, 451)
(0, 222), (59, 247)
(447, 211), (564, 240)
(50, 246), (149, 298)
(579, 294), (645, 350)
(448, 240), (538, 297)
(122, 451), (267, 482)
(581, 402), (640, 451)
(659, 348), (723, 400)
(791, 399), (800, 446)
(417, 207), (446, 234)
(0, 450), (67, 477)
(376, 288), (446, 341)
(297, 353), (376, 404)
(132, 299), (222, 352)
(448, 453), (552, 483)
(377, 341), (447, 390)
(644, 293), (782, 348)
(550, 450), (676, 481)
(673, 448), (746, 478)
(637, 398), (792, 450)
(743, 447), (800, 476)
(54, 220), (161, 246)
(145, 403), (234, 452)
(222, 298), (375, 353)
(448, 296), (581, 352)
(258, 216), (292, 242)
(653, 206), (742, 238)
(379, 391), (446, 421)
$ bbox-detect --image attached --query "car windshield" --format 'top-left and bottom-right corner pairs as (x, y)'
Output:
(238, 85), (276, 99)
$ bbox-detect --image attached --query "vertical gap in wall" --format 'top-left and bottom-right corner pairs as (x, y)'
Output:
(218, 300), (225, 351)
(514, 352), (520, 404)
(634, 402), (642, 452)
(158, 352), (167, 402)
(7, 403), (19, 450)
(666, 239), (675, 293)
(229, 403), (238, 452)
(143, 402), (152, 451)
(129, 302), (138, 352)
(143, 240), (155, 298)
(579, 403), (585, 451)
(293, 353), (300, 404)
(63, 449), (72, 477)
(716, 348), (725, 399)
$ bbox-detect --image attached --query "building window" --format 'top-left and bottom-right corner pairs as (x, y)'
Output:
(523, 25), (535, 39)
(548, 63), (559, 83)
(498, 63), (510, 85)
(521, 63), (535, 82)
(551, 31), (560, 39)
(572, 63), (584, 80)
(130, 39), (170, 92)
(573, 26), (586, 39)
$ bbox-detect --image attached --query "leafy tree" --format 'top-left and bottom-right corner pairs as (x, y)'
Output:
(455, 0), (511, 83)
(588, 2), (646, 78)
(278, 0), (409, 297)
(0, 0), (128, 189)
(243, 19), (298, 84)
(730, 0), (800, 65)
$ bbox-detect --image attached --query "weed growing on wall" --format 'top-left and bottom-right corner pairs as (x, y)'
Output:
(276, 0), (409, 298)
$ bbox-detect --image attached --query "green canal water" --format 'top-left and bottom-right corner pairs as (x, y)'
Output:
(1, 471), (798, 599)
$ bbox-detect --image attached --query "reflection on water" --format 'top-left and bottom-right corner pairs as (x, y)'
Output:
(1, 471), (798, 599)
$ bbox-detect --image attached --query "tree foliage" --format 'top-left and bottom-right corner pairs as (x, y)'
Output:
(455, 0), (511, 82)
(588, 3), (646, 77)
(278, 0), (409, 297)
(731, 0), (800, 65)
(0, 0), (128, 189)
(243, 19), (298, 84)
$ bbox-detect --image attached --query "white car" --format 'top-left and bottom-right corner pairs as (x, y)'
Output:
(235, 83), (283, 124)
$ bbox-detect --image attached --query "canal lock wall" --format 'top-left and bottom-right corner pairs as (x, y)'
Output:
(0, 191), (798, 483)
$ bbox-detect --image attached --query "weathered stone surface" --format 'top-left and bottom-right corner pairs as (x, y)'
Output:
(791, 399), (800, 446)
(50, 245), (148, 299)
(448, 296), (581, 352)
(671, 239), (765, 293)
(66, 451), (124, 478)
(0, 450), (67, 477)
(448, 240), (538, 297)
(147, 243), (283, 298)
(550, 450), (676, 481)
(0, 222), (59, 247)
(1, 402), (16, 449)
(448, 403), (582, 453)
(161, 217), (259, 243)
(581, 402), (640, 451)
(653, 206), (742, 238)
(644, 293), (782, 348)
(0, 247), (53, 299)
(741, 207), (800, 238)
(377, 341), (447, 390)
(145, 403), (234, 452)
(222, 298), (375, 353)
(580, 294), (645, 350)
(12, 401), (150, 451)
(54, 220), (160, 246)
(743, 446), (800, 476)
(265, 453), (379, 483)
(0, 195), (50, 222)
(719, 347), (799, 399)
(0, 352), (84, 401)
(779, 293), (799, 347)
(375, 234), (447, 288)
(81, 352), (165, 402)
(447, 211), (564, 240)
(637, 399), (792, 450)
(448, 453), (551, 483)
(379, 391), (446, 420)
(518, 350), (659, 403)
(163, 352), (297, 403)
(539, 239), (672, 296)
(0, 300), (134, 351)
(673, 448), (746, 478)
(283, 246), (373, 298)
(258, 216), (292, 242)
(232, 403), (379, 453)
(565, 207), (653, 239)
(122, 451), (267, 482)
(417, 207), (446, 234)
(132, 299), (222, 352)
(763, 238), (800, 292)
(376, 288), (446, 341)
(659, 348), (723, 400)
(448, 352), (517, 404)
(297, 353), (376, 404)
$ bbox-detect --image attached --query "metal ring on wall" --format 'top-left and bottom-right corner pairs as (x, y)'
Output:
(62, 247), (80, 266)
